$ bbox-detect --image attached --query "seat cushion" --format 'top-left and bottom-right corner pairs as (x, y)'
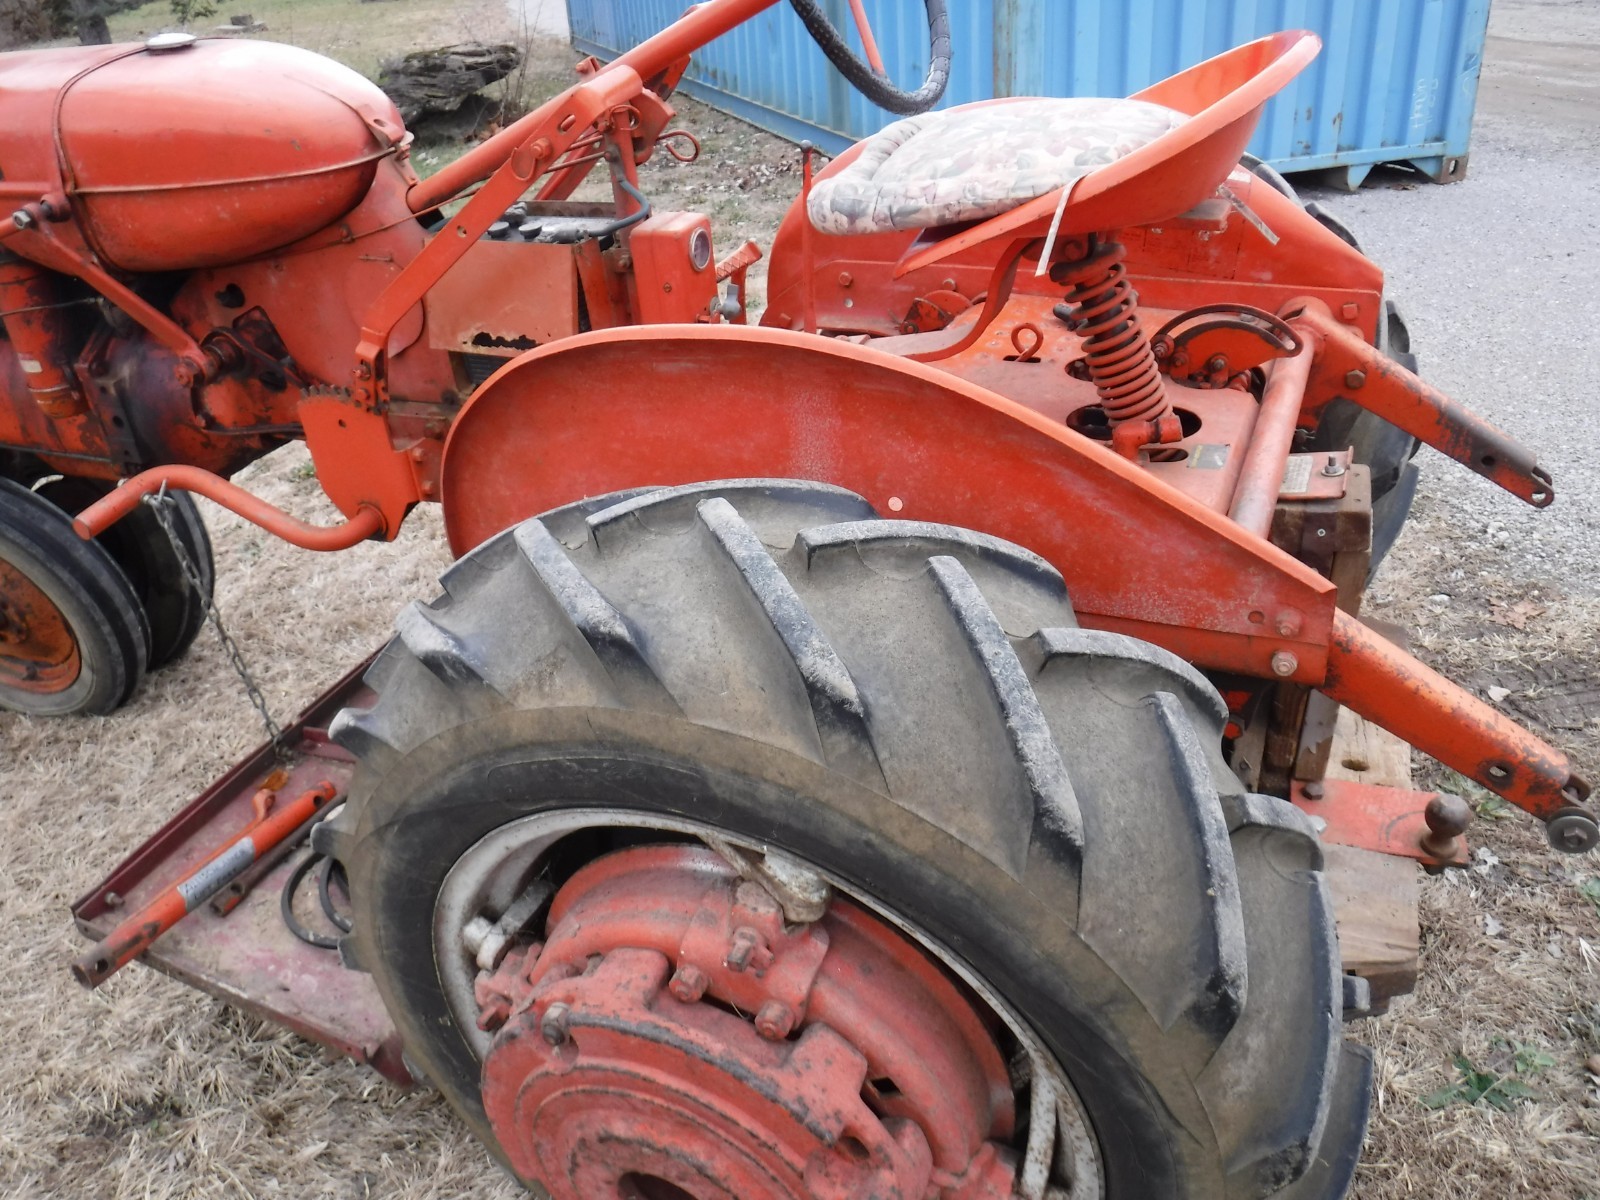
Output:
(807, 97), (1188, 237)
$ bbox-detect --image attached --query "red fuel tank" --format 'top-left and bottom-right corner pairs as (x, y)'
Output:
(0, 36), (404, 272)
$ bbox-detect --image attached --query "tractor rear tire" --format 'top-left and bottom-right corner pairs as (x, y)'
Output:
(0, 477), (148, 716)
(328, 480), (1369, 1199)
(30, 477), (213, 670)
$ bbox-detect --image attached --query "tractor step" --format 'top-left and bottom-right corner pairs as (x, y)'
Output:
(69, 655), (413, 1086)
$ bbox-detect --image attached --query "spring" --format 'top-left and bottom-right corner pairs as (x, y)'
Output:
(1055, 239), (1171, 428)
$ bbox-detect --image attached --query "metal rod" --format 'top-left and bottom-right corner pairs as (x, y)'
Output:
(845, 0), (887, 74)
(74, 465), (386, 550)
(1321, 610), (1589, 821)
(73, 782), (339, 988)
(1227, 341), (1312, 537)
(1291, 301), (1554, 507)
(799, 142), (818, 334)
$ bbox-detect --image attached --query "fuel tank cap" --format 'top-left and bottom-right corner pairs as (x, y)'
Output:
(145, 31), (197, 51)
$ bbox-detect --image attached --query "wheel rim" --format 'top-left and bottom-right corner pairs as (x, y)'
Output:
(437, 812), (1104, 1199)
(0, 558), (81, 693)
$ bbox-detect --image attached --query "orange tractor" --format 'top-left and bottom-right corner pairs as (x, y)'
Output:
(2, 1), (1593, 1196)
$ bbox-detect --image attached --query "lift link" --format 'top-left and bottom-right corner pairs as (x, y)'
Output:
(1289, 299), (1555, 507)
(1321, 612), (1593, 845)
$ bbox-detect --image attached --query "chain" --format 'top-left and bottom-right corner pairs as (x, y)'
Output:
(144, 487), (289, 756)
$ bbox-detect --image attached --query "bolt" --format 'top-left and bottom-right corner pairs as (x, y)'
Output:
(725, 927), (761, 973)
(103, 891), (123, 909)
(410, 445), (427, 462)
(837, 271), (853, 288)
(540, 1002), (571, 1046)
(1270, 651), (1299, 678)
(662, 282), (673, 293)
(461, 915), (494, 955)
(754, 1001), (795, 1041)
(1274, 611), (1302, 637)
(942, 278), (956, 290)
(1206, 355), (1228, 373)
(668, 965), (709, 1003)
(355, 361), (372, 380)
(1340, 301), (1360, 320)
(1343, 369), (1366, 390)
(1302, 782), (1325, 800)
(11, 209), (35, 230)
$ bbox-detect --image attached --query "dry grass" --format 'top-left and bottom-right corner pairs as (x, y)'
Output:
(4, 3), (1600, 1197)
(1351, 494), (1600, 1199)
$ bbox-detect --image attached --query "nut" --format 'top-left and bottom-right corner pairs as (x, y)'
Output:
(725, 927), (761, 972)
(540, 1002), (571, 1046)
(754, 1001), (795, 1041)
(668, 965), (709, 1003)
(1343, 369), (1366, 390)
(1270, 651), (1299, 678)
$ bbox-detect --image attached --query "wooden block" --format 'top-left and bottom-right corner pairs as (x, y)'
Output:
(1322, 710), (1421, 1005)
(1324, 707), (1414, 789)
(1322, 843), (1421, 1006)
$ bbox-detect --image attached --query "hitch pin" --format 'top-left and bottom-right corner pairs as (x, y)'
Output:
(73, 779), (339, 988)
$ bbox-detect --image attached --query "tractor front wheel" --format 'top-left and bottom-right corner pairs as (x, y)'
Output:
(0, 477), (148, 716)
(327, 480), (1370, 1199)
(31, 476), (213, 670)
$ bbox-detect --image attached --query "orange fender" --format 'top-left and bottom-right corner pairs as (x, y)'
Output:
(440, 325), (1334, 682)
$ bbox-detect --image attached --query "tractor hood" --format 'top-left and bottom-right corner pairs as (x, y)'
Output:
(0, 36), (405, 273)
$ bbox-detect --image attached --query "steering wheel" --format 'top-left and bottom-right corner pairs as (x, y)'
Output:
(787, 0), (951, 115)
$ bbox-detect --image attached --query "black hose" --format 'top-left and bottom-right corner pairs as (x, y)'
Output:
(317, 855), (354, 933)
(601, 178), (652, 236)
(786, 0), (950, 116)
(281, 852), (341, 950)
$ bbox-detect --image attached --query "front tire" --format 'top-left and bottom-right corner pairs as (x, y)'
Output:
(31, 477), (213, 670)
(328, 480), (1368, 1199)
(0, 477), (148, 716)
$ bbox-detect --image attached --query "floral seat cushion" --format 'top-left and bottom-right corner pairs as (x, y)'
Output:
(807, 97), (1189, 237)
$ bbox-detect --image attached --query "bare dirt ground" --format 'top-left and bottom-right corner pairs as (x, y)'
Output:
(2, 2), (1598, 1198)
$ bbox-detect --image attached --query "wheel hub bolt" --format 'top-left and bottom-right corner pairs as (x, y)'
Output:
(668, 964), (709, 1003)
(754, 1000), (795, 1041)
(725, 926), (761, 972)
(540, 1002), (571, 1046)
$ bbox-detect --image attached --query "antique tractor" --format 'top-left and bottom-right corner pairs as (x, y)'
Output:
(1, 0), (1593, 1196)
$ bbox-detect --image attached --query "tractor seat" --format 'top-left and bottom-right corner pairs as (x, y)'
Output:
(807, 98), (1189, 237)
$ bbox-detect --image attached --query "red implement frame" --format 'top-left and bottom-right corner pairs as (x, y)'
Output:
(69, 658), (413, 1085)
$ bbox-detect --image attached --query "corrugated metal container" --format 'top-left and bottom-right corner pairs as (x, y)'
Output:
(567, 0), (1489, 187)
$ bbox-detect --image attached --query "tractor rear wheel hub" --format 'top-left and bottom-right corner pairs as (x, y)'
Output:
(474, 846), (1018, 1200)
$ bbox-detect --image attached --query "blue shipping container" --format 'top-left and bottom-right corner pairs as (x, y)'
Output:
(567, 0), (1490, 188)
